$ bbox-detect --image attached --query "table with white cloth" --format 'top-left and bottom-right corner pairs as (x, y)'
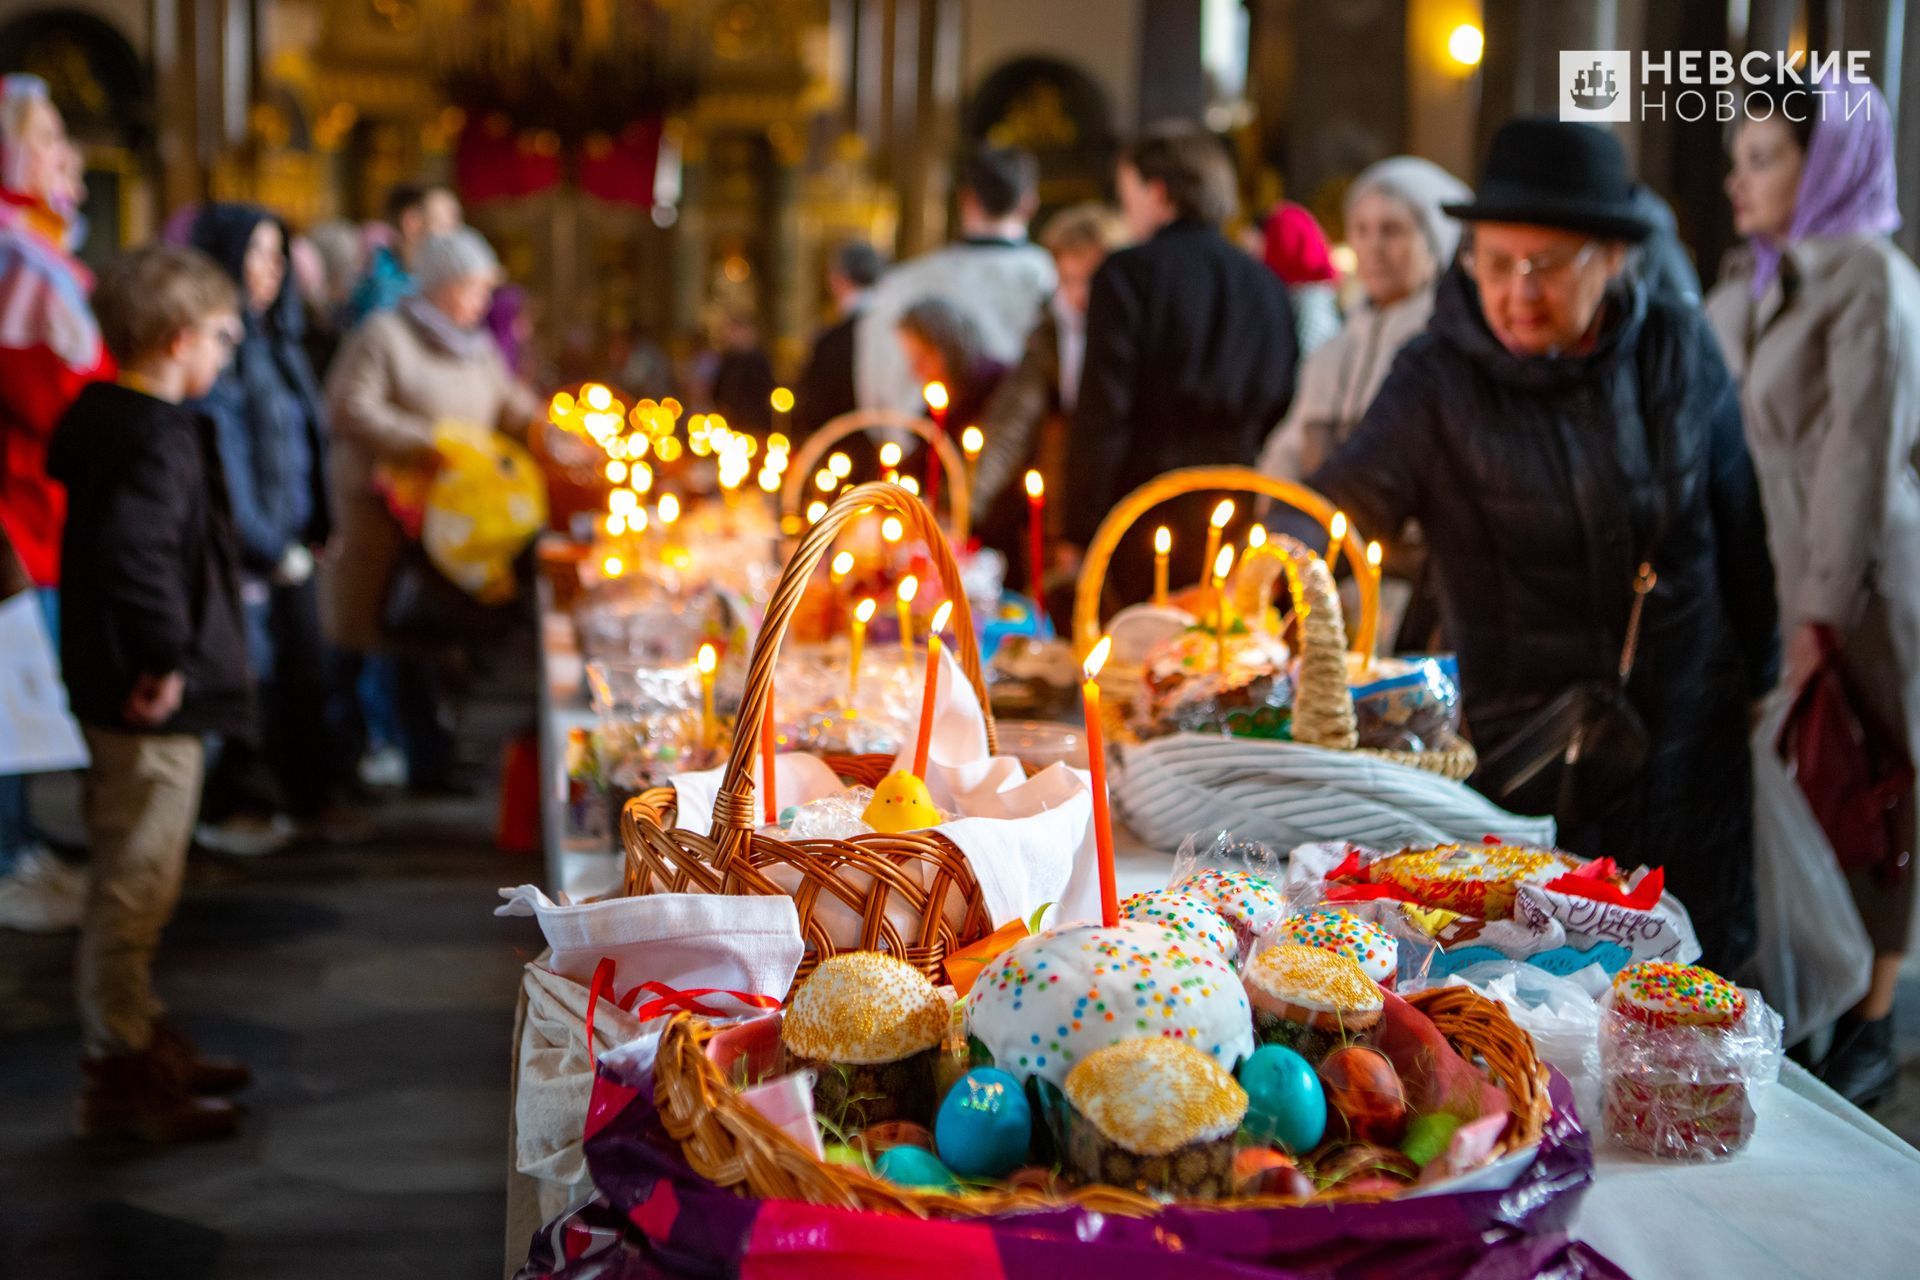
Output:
(517, 591), (1920, 1278)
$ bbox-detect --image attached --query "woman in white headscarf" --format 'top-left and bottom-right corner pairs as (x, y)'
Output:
(1257, 157), (1471, 481)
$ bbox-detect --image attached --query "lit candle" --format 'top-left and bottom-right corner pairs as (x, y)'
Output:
(1152, 526), (1171, 606)
(830, 549), (854, 586)
(849, 598), (875, 705)
(1326, 511), (1348, 577)
(1248, 524), (1267, 550)
(912, 600), (954, 778)
(1024, 470), (1046, 600)
(806, 499), (828, 524)
(878, 441), (903, 470)
(881, 515), (904, 544)
(760, 698), (778, 823)
(828, 451), (852, 481)
(1203, 499), (1235, 588)
(896, 575), (919, 659)
(657, 492), (680, 527)
(922, 381), (949, 511)
(1358, 540), (1384, 665)
(696, 642), (718, 749)
(961, 425), (983, 492)
(770, 386), (793, 440)
(603, 554), (625, 578)
(814, 467), (836, 494)
(1212, 544), (1236, 674)
(1081, 635), (1119, 927)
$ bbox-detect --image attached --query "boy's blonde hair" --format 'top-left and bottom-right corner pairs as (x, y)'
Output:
(93, 244), (238, 364)
(1040, 203), (1126, 257)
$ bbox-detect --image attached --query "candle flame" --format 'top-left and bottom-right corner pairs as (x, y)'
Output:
(930, 600), (954, 634)
(881, 515), (904, 542)
(604, 513), (626, 536)
(1024, 469), (1044, 499)
(1210, 499), (1235, 529)
(961, 425), (984, 457)
(604, 459), (628, 484)
(1331, 510), (1348, 541)
(603, 555), (624, 577)
(1084, 634), (1113, 681)
(900, 476), (921, 496)
(923, 381), (949, 412)
(1213, 544), (1236, 584)
(757, 469), (779, 492)
(584, 383), (611, 412)
(814, 468), (836, 492)
(855, 598), (877, 624)
(879, 442), (903, 468)
(696, 642), (716, 675)
(1248, 525), (1267, 549)
(608, 488), (637, 516)
(657, 492), (680, 524)
(768, 432), (790, 453)
(828, 452), (852, 479)
(1153, 525), (1171, 555)
(830, 550), (854, 580)
(770, 386), (794, 412)
(630, 462), (653, 493)
(806, 499), (828, 523)
(898, 574), (919, 603)
(1367, 540), (1383, 568)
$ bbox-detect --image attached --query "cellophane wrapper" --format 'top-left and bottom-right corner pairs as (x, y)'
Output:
(1597, 986), (1782, 1161)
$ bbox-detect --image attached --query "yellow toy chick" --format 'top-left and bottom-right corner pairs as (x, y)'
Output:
(863, 772), (942, 834)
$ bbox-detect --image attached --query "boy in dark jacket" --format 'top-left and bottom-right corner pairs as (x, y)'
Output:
(48, 244), (255, 1142)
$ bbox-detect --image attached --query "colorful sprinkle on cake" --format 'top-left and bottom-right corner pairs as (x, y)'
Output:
(1119, 890), (1237, 963)
(1286, 908), (1398, 985)
(1177, 868), (1288, 940)
(965, 922), (1254, 1089)
(781, 952), (950, 1064)
(1065, 1037), (1248, 1156)
(1611, 962), (1747, 1028)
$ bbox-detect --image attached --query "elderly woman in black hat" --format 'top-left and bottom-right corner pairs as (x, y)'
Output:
(1312, 119), (1781, 971)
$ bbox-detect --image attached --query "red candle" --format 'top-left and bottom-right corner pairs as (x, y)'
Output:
(1081, 635), (1118, 926)
(760, 698), (778, 824)
(1024, 470), (1046, 602)
(912, 601), (954, 779)
(922, 381), (948, 513)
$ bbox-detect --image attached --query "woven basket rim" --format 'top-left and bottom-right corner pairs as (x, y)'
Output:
(780, 410), (971, 545)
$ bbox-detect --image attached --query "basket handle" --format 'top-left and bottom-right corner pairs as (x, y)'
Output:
(1071, 465), (1378, 658)
(712, 480), (997, 856)
(781, 410), (971, 546)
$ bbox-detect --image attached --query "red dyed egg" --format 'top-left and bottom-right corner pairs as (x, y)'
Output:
(1233, 1147), (1315, 1198)
(1317, 1046), (1408, 1145)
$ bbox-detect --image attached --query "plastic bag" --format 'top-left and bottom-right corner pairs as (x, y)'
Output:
(1349, 653), (1461, 752)
(1598, 985), (1782, 1161)
(1745, 691), (1873, 1044)
(418, 420), (547, 603)
(1446, 960), (1606, 1121)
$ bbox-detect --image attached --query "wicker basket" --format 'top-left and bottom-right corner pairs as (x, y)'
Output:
(649, 984), (1551, 1218)
(780, 410), (971, 547)
(622, 481), (998, 982)
(1073, 466), (1477, 780)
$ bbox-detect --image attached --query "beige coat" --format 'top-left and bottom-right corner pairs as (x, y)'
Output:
(1708, 235), (1920, 947)
(321, 307), (540, 653)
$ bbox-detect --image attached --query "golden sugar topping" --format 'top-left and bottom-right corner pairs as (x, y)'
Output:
(781, 951), (949, 1064)
(1064, 1037), (1248, 1156)
(1244, 943), (1383, 1015)
(1377, 843), (1570, 884)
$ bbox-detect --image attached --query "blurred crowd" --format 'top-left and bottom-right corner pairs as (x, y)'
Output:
(2, 58), (1918, 1139)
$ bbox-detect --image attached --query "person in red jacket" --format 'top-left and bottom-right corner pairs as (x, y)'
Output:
(0, 76), (110, 933)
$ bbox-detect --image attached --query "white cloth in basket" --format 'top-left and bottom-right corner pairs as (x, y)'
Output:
(1114, 732), (1556, 854)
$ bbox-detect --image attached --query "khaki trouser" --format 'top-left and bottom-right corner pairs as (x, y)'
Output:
(77, 727), (205, 1058)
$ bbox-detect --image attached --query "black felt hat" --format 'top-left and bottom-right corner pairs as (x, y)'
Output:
(1443, 117), (1654, 242)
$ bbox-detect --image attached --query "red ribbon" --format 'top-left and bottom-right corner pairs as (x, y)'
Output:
(583, 958), (780, 1050)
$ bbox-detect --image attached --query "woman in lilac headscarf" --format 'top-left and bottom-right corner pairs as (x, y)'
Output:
(1707, 75), (1920, 1108)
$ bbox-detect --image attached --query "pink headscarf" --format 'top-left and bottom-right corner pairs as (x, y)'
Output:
(1748, 76), (1902, 298)
(1262, 202), (1338, 285)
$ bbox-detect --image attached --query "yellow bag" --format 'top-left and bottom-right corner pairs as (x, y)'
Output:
(419, 420), (548, 603)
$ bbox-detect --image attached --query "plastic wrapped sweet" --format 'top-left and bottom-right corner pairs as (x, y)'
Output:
(1347, 653), (1461, 752)
(584, 658), (718, 792)
(1137, 626), (1295, 740)
(1598, 962), (1782, 1161)
(985, 636), (1080, 721)
(786, 787), (877, 840)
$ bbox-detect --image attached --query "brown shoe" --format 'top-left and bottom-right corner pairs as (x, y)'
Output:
(75, 1050), (240, 1143)
(151, 1020), (253, 1094)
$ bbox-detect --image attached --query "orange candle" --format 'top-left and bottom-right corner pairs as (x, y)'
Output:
(1203, 498), (1235, 589)
(1024, 470), (1046, 599)
(912, 601), (954, 778)
(696, 643), (718, 749)
(760, 699), (778, 823)
(1358, 540), (1384, 665)
(1326, 510), (1348, 577)
(1081, 635), (1118, 926)
(922, 381), (948, 510)
(896, 575), (919, 660)
(1212, 544), (1236, 675)
(849, 597), (876, 705)
(1152, 526), (1171, 606)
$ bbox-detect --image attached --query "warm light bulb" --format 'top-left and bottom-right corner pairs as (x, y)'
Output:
(696, 642), (717, 675)
(1210, 499), (1235, 530)
(922, 381), (949, 412)
(881, 515), (904, 543)
(1154, 526), (1171, 555)
(828, 452), (852, 479)
(1024, 470), (1044, 500)
(604, 459), (628, 484)
(1447, 22), (1484, 67)
(929, 600), (954, 635)
(855, 598), (877, 624)
(961, 425), (984, 458)
(1083, 634), (1113, 681)
(584, 383), (611, 412)
(831, 550), (855, 581)
(1213, 544), (1236, 584)
(898, 574), (919, 604)
(878, 442), (903, 469)
(658, 493), (681, 524)
(770, 386), (794, 413)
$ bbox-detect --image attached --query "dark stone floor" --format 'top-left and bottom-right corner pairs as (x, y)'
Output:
(0, 790), (545, 1279)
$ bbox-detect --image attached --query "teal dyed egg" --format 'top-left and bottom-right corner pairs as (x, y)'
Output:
(875, 1143), (959, 1191)
(1238, 1044), (1327, 1154)
(934, 1066), (1032, 1178)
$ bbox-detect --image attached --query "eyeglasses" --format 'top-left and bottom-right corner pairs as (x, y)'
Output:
(1465, 240), (1599, 290)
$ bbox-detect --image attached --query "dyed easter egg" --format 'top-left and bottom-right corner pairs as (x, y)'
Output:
(1318, 1046), (1408, 1145)
(875, 1143), (959, 1191)
(1401, 1111), (1464, 1167)
(934, 1067), (1033, 1178)
(822, 1143), (866, 1168)
(1237, 1044), (1327, 1154)
(1232, 1146), (1315, 1198)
